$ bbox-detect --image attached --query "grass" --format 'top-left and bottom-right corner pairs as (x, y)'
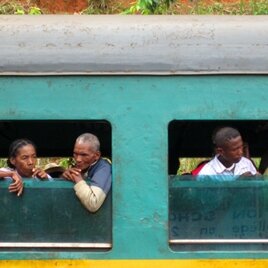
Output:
(187, 0), (268, 15)
(0, 0), (42, 14)
(1, 0), (268, 14)
(82, 1), (127, 14)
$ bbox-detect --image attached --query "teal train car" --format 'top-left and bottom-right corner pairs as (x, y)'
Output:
(1, 15), (268, 268)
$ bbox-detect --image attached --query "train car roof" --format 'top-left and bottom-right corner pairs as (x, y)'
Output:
(1, 15), (268, 75)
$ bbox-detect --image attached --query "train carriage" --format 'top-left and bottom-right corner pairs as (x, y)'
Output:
(1, 15), (268, 267)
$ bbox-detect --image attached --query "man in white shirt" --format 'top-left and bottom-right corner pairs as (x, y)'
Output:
(198, 127), (257, 181)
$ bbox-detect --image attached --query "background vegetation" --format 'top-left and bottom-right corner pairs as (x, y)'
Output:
(0, 157), (72, 170)
(0, 0), (268, 15)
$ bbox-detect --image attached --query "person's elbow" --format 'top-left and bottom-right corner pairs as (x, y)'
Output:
(85, 187), (106, 212)
(74, 181), (107, 213)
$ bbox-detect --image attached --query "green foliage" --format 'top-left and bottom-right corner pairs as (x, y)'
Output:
(0, 157), (72, 170)
(82, 0), (106, 14)
(59, 158), (75, 169)
(125, 0), (175, 14)
(28, 7), (42, 15)
(0, 159), (7, 168)
(0, 2), (20, 14)
(1, 0), (268, 15)
(177, 158), (209, 175)
(36, 157), (73, 169)
(15, 7), (25, 15)
(124, 0), (268, 15)
(0, 1), (42, 15)
(189, 0), (268, 15)
(250, 0), (268, 14)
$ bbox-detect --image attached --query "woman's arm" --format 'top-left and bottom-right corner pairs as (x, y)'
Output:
(0, 170), (23, 196)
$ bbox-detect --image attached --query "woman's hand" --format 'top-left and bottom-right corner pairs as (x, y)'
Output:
(32, 168), (49, 179)
(8, 172), (23, 196)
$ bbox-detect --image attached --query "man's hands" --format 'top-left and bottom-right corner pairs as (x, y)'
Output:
(61, 167), (83, 183)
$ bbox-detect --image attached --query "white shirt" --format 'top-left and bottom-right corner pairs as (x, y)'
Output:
(197, 156), (257, 181)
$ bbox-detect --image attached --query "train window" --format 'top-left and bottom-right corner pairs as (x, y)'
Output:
(0, 120), (112, 251)
(168, 120), (268, 251)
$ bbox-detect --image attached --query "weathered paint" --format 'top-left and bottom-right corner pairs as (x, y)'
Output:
(1, 16), (268, 74)
(0, 75), (268, 262)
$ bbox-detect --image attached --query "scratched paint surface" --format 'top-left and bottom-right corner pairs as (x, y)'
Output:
(169, 179), (268, 251)
(0, 75), (268, 260)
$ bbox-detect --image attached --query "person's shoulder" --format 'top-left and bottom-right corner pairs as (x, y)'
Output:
(197, 160), (216, 175)
(191, 160), (209, 175)
(99, 158), (112, 167)
(91, 158), (111, 174)
(239, 156), (254, 165)
(237, 156), (257, 174)
(201, 156), (218, 168)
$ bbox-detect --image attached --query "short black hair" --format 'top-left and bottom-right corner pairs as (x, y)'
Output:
(213, 127), (241, 147)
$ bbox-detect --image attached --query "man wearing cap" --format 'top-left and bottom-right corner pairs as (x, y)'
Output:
(61, 133), (111, 212)
(44, 163), (65, 178)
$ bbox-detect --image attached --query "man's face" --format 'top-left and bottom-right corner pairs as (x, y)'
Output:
(219, 136), (244, 164)
(73, 142), (100, 172)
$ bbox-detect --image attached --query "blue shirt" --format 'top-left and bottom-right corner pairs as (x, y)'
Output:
(85, 158), (111, 194)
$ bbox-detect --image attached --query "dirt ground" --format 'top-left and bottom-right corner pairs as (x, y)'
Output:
(0, 0), (134, 13)
(0, 0), (244, 14)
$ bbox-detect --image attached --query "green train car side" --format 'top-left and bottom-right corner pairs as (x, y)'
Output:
(0, 15), (268, 268)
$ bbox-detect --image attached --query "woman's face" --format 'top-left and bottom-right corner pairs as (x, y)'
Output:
(10, 144), (37, 177)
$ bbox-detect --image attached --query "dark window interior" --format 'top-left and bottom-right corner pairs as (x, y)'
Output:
(169, 120), (268, 251)
(0, 120), (111, 158)
(168, 120), (268, 174)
